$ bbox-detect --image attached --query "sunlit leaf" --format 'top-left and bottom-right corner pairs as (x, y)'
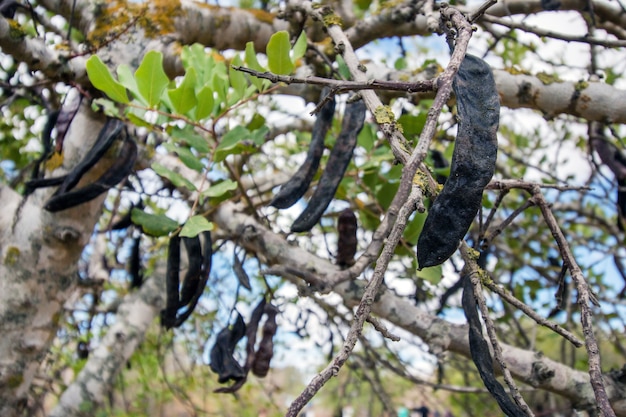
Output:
(291, 31), (307, 63)
(131, 209), (179, 237)
(180, 215), (214, 237)
(86, 55), (129, 104)
(135, 51), (170, 107)
(202, 179), (238, 197)
(168, 68), (198, 115)
(267, 31), (294, 75)
(152, 162), (197, 191)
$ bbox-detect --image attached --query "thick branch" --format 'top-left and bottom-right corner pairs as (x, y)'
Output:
(48, 268), (165, 417)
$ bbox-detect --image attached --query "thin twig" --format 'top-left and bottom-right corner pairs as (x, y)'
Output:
(481, 14), (626, 48)
(232, 66), (436, 95)
(529, 186), (616, 417)
(481, 275), (584, 347)
(487, 179), (592, 192)
(366, 316), (401, 342)
(469, 0), (498, 23)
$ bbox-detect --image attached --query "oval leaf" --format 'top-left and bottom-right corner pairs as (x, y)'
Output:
(131, 209), (179, 237)
(135, 51), (170, 107)
(152, 162), (197, 191)
(86, 55), (129, 104)
(202, 179), (238, 198)
(291, 31), (307, 63)
(195, 85), (215, 120)
(267, 31), (295, 75)
(180, 215), (214, 238)
(168, 68), (198, 115)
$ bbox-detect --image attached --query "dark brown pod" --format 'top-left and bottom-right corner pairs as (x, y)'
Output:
(129, 236), (143, 289)
(209, 314), (247, 384)
(251, 304), (278, 378)
(336, 208), (357, 268)
(44, 128), (137, 212)
(161, 235), (181, 329)
(417, 55), (499, 268)
(291, 99), (366, 232)
(173, 231), (213, 327)
(270, 93), (336, 209)
(179, 236), (203, 306)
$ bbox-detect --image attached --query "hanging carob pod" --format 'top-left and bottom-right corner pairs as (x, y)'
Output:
(291, 99), (366, 232)
(160, 231), (213, 328)
(270, 90), (336, 209)
(462, 276), (527, 417)
(26, 118), (138, 212)
(417, 55), (499, 268)
(335, 208), (358, 268)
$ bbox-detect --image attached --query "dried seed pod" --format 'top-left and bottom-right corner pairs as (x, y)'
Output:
(76, 341), (89, 360)
(417, 55), (499, 268)
(173, 231), (213, 327)
(462, 276), (526, 417)
(336, 208), (357, 268)
(44, 128), (137, 212)
(179, 236), (203, 306)
(251, 304), (278, 378)
(270, 93), (336, 209)
(291, 99), (366, 232)
(129, 236), (143, 289)
(209, 314), (247, 384)
(161, 235), (181, 329)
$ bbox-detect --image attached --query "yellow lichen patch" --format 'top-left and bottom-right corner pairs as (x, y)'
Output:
(4, 246), (20, 266)
(504, 67), (530, 76)
(375, 106), (403, 133)
(374, 105), (396, 124)
(8, 19), (26, 39)
(412, 170), (428, 187)
(44, 152), (64, 172)
(575, 80), (589, 91)
(88, 0), (185, 48)
(143, 0), (185, 37)
(244, 8), (276, 24)
(536, 72), (561, 85)
(318, 7), (343, 27)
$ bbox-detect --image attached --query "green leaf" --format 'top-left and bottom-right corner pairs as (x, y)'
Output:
(86, 55), (129, 104)
(357, 123), (376, 152)
(202, 179), (238, 197)
(229, 55), (247, 100)
(131, 209), (179, 237)
(162, 142), (205, 172)
(214, 125), (252, 162)
(195, 85), (215, 120)
(152, 162), (197, 191)
(180, 215), (214, 237)
(416, 264), (443, 284)
(168, 68), (198, 115)
(91, 98), (120, 118)
(244, 42), (269, 91)
(267, 31), (295, 75)
(116, 64), (143, 104)
(135, 51), (170, 107)
(291, 31), (307, 63)
(245, 41), (265, 72)
(170, 127), (211, 153)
